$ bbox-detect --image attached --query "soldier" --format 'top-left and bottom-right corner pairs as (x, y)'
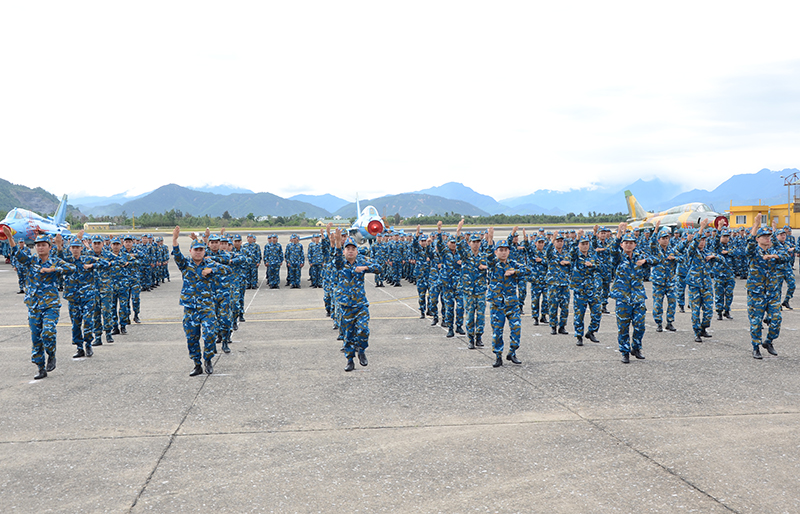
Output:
(204, 232), (245, 354)
(284, 233), (305, 288)
(570, 232), (602, 345)
(172, 226), (229, 375)
(434, 222), (461, 338)
(122, 235), (143, 323)
(86, 235), (117, 344)
(713, 228), (736, 320)
(746, 215), (785, 359)
(412, 227), (434, 319)
(649, 221), (678, 332)
(244, 234), (261, 289)
(685, 219), (718, 343)
(231, 234), (249, 324)
(456, 220), (488, 349)
(307, 233), (324, 288)
(610, 224), (653, 363)
(524, 233), (549, 325)
(674, 230), (693, 313)
(4, 229), (76, 379)
(60, 234), (103, 358)
(108, 238), (137, 335)
(332, 231), (382, 372)
(772, 227), (795, 310)
(485, 228), (524, 367)
(545, 233), (571, 335)
(264, 234), (284, 289)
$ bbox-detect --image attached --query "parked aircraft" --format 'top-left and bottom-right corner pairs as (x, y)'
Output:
(350, 196), (385, 244)
(624, 190), (728, 230)
(0, 194), (72, 245)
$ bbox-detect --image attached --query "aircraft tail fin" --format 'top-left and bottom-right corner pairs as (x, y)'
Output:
(624, 190), (648, 220)
(53, 194), (68, 225)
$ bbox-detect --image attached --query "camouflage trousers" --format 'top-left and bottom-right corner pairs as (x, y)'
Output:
(287, 265), (301, 287)
(183, 306), (217, 364)
(599, 274), (612, 309)
(416, 283), (429, 314)
(714, 276), (735, 313)
(428, 281), (441, 318)
(517, 277), (527, 311)
(441, 284), (456, 327)
(68, 295), (97, 347)
(309, 264), (323, 288)
(490, 302), (521, 355)
(455, 287), (464, 328)
(674, 273), (688, 307)
(651, 281), (676, 324)
(267, 263), (281, 287)
(615, 300), (645, 353)
(780, 266), (795, 302)
(688, 283), (713, 334)
(248, 265), (259, 288)
(214, 294), (233, 333)
(573, 293), (601, 338)
(235, 282), (245, 319)
(463, 293), (486, 336)
(92, 290), (114, 336)
(748, 292), (781, 348)
(529, 281), (548, 319)
(113, 285), (131, 328)
(130, 282), (140, 315)
(28, 306), (60, 366)
(547, 284), (569, 329)
(340, 304), (370, 360)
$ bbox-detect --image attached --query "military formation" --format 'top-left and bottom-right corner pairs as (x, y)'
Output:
(6, 213), (795, 378)
(4, 227), (170, 379)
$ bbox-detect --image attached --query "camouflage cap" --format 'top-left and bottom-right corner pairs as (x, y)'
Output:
(190, 240), (207, 249)
(208, 234), (220, 242)
(756, 227), (772, 237)
(470, 235), (481, 242)
(232, 234), (242, 241)
(495, 240), (510, 249)
(110, 238), (121, 244)
(621, 233), (637, 242)
(344, 237), (357, 247)
(69, 239), (83, 247)
(34, 234), (51, 244)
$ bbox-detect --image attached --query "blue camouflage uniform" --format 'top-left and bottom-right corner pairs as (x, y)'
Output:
(712, 230), (736, 317)
(610, 234), (654, 357)
(570, 237), (602, 341)
(486, 241), (524, 359)
(524, 236), (549, 322)
(457, 235), (488, 343)
(685, 233), (717, 337)
(649, 229), (679, 328)
(747, 228), (785, 355)
(263, 235), (284, 288)
(545, 237), (571, 332)
(284, 235), (305, 288)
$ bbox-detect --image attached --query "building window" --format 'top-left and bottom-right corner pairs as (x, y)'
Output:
(761, 214), (769, 224)
(735, 215), (747, 224)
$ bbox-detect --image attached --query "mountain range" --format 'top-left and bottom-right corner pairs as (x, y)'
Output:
(2, 168), (796, 221)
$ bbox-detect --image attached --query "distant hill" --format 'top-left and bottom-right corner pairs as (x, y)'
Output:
(332, 193), (489, 219)
(414, 182), (509, 214)
(289, 193), (348, 213)
(82, 184), (331, 218)
(0, 178), (82, 217)
(73, 191), (151, 209)
(189, 184), (256, 195)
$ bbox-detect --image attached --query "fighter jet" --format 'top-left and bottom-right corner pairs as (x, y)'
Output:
(624, 190), (728, 230)
(349, 196), (385, 244)
(0, 194), (72, 245)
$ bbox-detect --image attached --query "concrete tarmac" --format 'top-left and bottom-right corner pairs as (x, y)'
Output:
(1, 243), (799, 513)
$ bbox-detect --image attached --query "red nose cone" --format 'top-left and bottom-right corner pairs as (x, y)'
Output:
(714, 216), (728, 229)
(367, 220), (383, 236)
(0, 224), (8, 241)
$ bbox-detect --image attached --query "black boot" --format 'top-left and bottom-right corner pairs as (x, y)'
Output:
(358, 352), (368, 366)
(492, 354), (503, 368)
(468, 335), (475, 349)
(120, 325), (127, 335)
(233, 319), (239, 331)
(111, 326), (120, 335)
(106, 332), (114, 344)
(700, 328), (711, 338)
(345, 359), (355, 372)
(586, 331), (599, 343)
(506, 352), (521, 364)
(723, 311), (733, 319)
(601, 305), (610, 314)
(665, 322), (676, 332)
(34, 365), (47, 380)
(782, 300), (793, 310)
(717, 312), (723, 321)
(656, 323), (663, 332)
(133, 314), (141, 323)
(73, 347), (85, 359)
(631, 348), (645, 360)
(540, 315), (548, 323)
(550, 326), (557, 335)
(621, 352), (630, 364)
(679, 306), (685, 313)
(753, 346), (763, 359)
(446, 327), (454, 338)
(431, 316), (439, 326)
(189, 363), (204, 376)
(456, 325), (465, 335)
(85, 342), (93, 357)
(204, 359), (214, 375)
(475, 335), (484, 347)
(45, 353), (56, 372)
(419, 311), (426, 319)
(533, 317), (539, 326)
(558, 326), (568, 335)
(239, 314), (246, 322)
(694, 334), (703, 343)
(762, 342), (778, 356)
(576, 336), (583, 346)
(222, 340), (230, 354)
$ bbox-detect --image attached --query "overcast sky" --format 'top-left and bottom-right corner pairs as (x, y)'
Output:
(1, 1), (798, 203)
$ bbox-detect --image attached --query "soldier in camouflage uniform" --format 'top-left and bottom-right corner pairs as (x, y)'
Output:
(307, 233), (324, 288)
(5, 229), (76, 379)
(333, 230), (382, 372)
(747, 216), (785, 359)
(485, 228), (524, 368)
(244, 234), (261, 289)
(284, 234), (305, 288)
(87, 235), (117, 344)
(772, 228), (795, 310)
(411, 227), (434, 319)
(524, 233), (549, 325)
(263, 234), (284, 289)
(60, 234), (103, 358)
(685, 219), (718, 343)
(610, 224), (654, 364)
(570, 232), (602, 345)
(712, 228), (736, 320)
(434, 222), (461, 338)
(173, 226), (229, 375)
(649, 221), (678, 332)
(455, 221), (488, 348)
(545, 233), (571, 335)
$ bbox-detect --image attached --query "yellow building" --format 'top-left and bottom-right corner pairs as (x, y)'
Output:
(727, 202), (800, 228)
